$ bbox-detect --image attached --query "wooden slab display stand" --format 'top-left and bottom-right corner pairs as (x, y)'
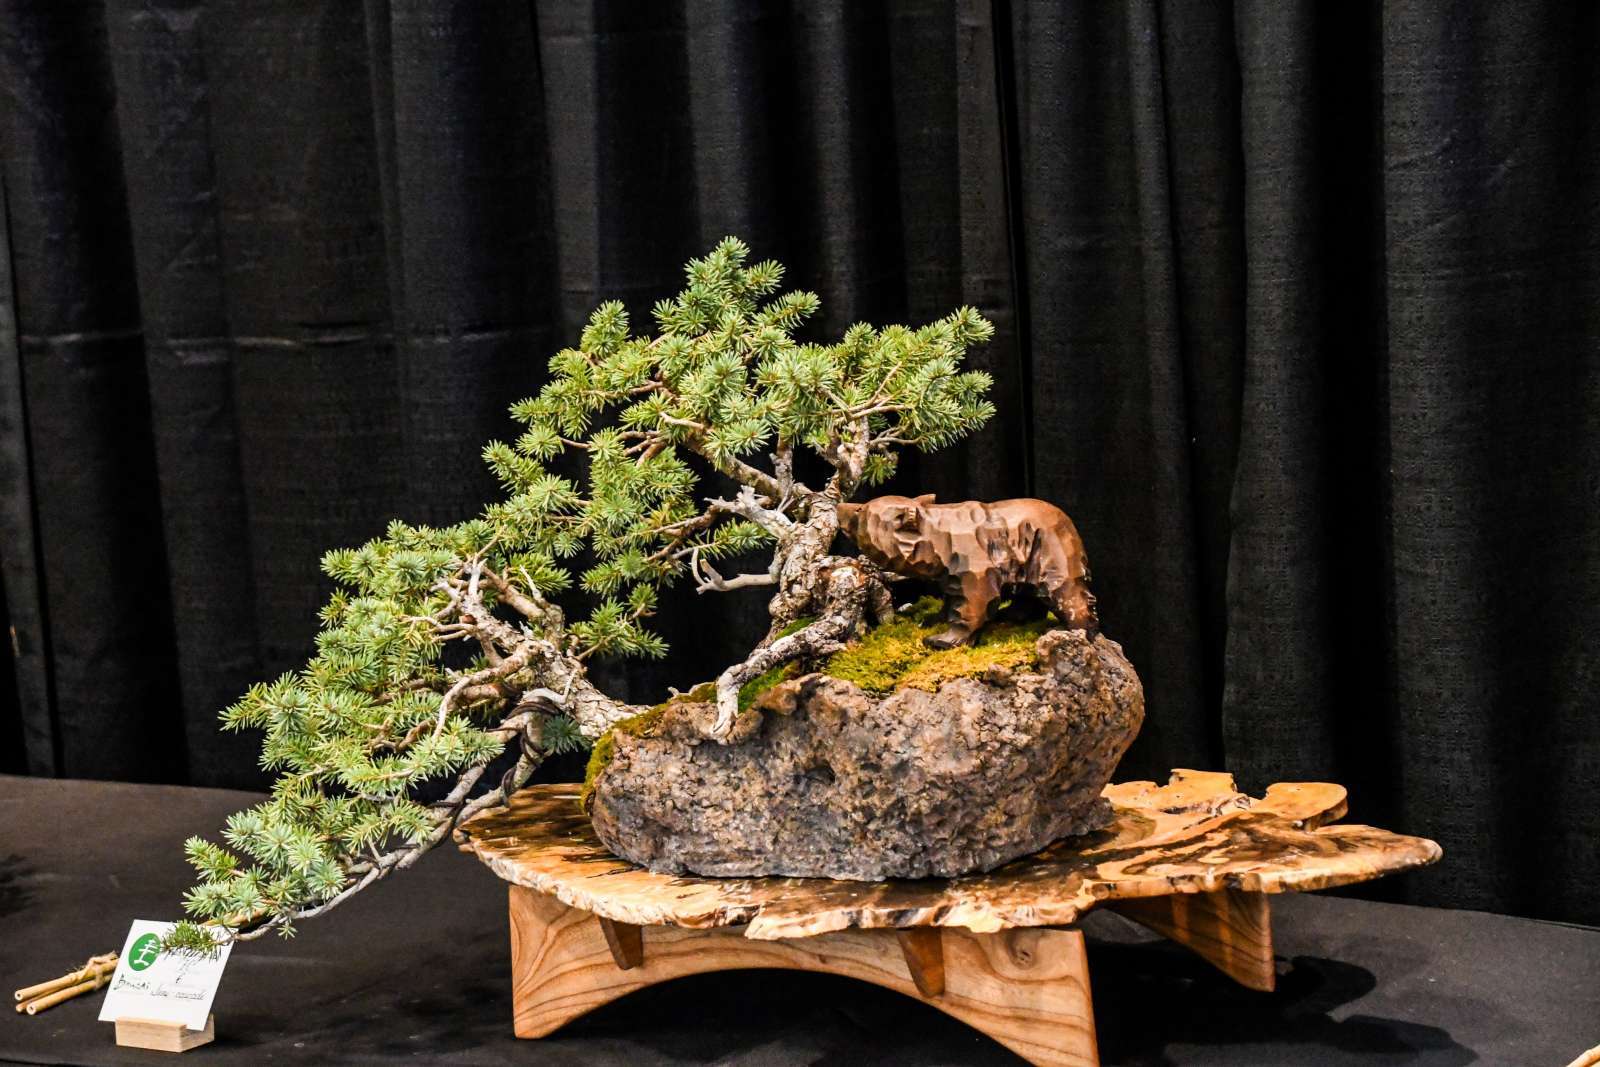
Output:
(458, 770), (1441, 1067)
(114, 1015), (215, 1053)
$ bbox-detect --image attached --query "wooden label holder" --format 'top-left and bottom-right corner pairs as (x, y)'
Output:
(114, 1014), (215, 1053)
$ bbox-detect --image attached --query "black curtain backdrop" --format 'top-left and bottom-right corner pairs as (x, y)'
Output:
(0, 1), (1595, 925)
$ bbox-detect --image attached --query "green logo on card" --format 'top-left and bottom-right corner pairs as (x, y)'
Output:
(127, 933), (162, 971)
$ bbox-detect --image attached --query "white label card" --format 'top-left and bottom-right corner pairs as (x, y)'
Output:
(97, 921), (232, 1031)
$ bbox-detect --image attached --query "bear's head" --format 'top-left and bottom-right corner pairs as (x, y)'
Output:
(836, 494), (942, 578)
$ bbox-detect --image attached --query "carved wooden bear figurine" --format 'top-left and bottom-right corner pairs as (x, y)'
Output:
(836, 494), (1098, 649)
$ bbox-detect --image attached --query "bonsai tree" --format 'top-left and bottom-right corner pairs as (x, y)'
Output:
(167, 238), (996, 950)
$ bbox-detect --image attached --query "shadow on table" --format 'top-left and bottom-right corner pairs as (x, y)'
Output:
(1089, 939), (1475, 1066)
(568, 968), (1024, 1066)
(559, 938), (1479, 1067)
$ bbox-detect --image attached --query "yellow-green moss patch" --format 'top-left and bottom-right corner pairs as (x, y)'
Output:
(581, 681), (714, 808)
(820, 596), (1053, 695)
(737, 661), (798, 710)
(730, 615), (817, 711)
(581, 603), (1054, 808)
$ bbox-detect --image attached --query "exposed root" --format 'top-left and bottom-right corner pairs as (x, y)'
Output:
(706, 559), (874, 741)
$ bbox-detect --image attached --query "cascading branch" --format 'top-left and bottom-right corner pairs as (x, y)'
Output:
(166, 237), (996, 953)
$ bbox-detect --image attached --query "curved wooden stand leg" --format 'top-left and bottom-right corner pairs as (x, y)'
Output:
(509, 886), (1099, 1066)
(1108, 888), (1276, 992)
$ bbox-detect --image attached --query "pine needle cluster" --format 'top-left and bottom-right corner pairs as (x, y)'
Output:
(169, 238), (996, 947)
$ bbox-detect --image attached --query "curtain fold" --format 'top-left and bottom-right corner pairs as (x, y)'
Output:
(101, 0), (262, 784)
(0, 2), (183, 781)
(1, 0), (1595, 924)
(1374, 0), (1600, 922)
(0, 162), (48, 776)
(1008, 0), (1229, 779)
(1222, 0), (1600, 921)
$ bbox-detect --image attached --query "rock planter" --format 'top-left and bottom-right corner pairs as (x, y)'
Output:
(587, 622), (1144, 880)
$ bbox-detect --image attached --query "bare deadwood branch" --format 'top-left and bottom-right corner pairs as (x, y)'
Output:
(706, 484), (795, 533)
(688, 546), (778, 594)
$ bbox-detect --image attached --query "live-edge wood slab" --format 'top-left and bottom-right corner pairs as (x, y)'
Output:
(458, 769), (1441, 941)
(459, 770), (1441, 1067)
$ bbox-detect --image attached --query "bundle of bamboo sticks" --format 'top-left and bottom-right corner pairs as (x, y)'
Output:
(13, 954), (118, 1015)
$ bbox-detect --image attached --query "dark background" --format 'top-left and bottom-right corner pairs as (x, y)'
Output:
(0, 1), (1594, 927)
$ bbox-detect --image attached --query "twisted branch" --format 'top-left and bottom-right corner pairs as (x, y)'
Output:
(706, 559), (874, 740)
(687, 545), (777, 594)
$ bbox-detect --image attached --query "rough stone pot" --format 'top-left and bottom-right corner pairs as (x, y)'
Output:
(588, 628), (1144, 880)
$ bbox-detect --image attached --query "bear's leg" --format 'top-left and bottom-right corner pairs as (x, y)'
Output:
(1049, 580), (1099, 637)
(926, 573), (998, 649)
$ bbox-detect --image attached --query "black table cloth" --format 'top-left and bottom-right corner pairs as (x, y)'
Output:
(2, 775), (1596, 1065)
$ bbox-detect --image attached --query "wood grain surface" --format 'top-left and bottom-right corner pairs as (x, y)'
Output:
(1109, 887), (1276, 991)
(113, 1015), (215, 1053)
(896, 926), (947, 997)
(509, 888), (1099, 1067)
(460, 769), (1441, 941)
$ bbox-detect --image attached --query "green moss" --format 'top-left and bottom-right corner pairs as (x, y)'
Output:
(732, 615), (817, 710)
(777, 615), (818, 638)
(737, 662), (796, 710)
(580, 681), (715, 808)
(581, 603), (1053, 807)
(680, 680), (718, 703)
(820, 596), (1053, 695)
